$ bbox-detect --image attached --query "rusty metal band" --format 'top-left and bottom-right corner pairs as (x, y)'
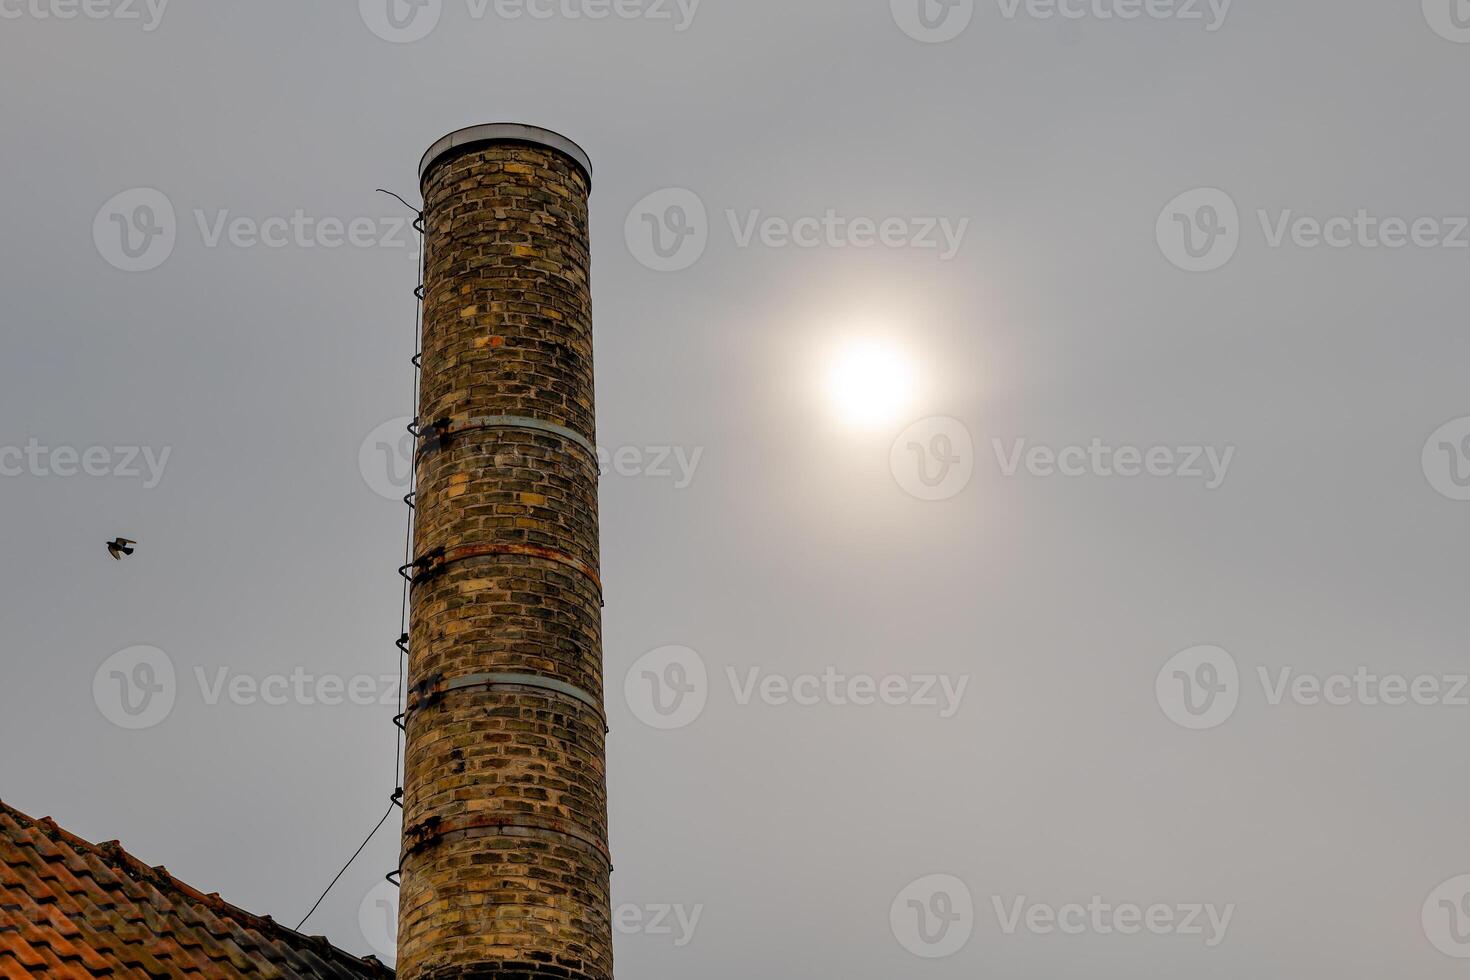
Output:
(416, 415), (598, 467)
(410, 542), (602, 593)
(402, 813), (612, 868)
(409, 672), (607, 728)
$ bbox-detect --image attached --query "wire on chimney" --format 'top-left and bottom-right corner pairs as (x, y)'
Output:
(293, 803), (396, 930)
(292, 189), (426, 931)
(384, 186), (427, 797)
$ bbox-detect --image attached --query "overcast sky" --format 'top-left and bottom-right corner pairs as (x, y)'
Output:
(3, 1), (1470, 976)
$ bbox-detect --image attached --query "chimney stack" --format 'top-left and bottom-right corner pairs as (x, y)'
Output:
(397, 124), (610, 980)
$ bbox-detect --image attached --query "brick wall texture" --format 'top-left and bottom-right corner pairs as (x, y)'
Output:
(397, 139), (611, 980)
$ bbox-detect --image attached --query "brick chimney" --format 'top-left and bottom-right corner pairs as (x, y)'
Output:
(397, 124), (610, 980)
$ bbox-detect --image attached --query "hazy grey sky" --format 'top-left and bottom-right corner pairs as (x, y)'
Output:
(3, 1), (1470, 976)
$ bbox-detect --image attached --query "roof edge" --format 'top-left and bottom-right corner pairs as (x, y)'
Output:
(0, 797), (395, 978)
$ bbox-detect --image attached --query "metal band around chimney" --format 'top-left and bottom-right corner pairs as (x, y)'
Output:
(411, 672), (607, 729)
(403, 813), (612, 868)
(407, 542), (602, 593)
(416, 415), (598, 467)
(419, 123), (593, 188)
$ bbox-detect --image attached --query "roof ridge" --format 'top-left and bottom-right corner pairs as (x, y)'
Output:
(0, 797), (394, 977)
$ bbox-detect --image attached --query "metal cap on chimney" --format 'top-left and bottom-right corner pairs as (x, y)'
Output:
(418, 123), (593, 188)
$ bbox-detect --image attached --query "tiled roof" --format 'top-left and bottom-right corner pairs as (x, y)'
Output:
(0, 799), (394, 979)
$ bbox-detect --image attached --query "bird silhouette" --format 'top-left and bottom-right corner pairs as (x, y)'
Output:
(106, 538), (136, 560)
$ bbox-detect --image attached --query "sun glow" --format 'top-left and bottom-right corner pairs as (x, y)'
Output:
(824, 338), (918, 430)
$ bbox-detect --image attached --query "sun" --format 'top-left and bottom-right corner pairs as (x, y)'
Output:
(824, 338), (918, 430)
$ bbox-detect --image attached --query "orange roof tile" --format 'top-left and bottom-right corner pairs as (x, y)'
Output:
(0, 799), (393, 979)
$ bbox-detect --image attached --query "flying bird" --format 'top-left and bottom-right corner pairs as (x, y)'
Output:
(106, 538), (136, 560)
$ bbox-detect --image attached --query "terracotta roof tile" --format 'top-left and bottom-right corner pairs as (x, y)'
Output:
(0, 799), (394, 979)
